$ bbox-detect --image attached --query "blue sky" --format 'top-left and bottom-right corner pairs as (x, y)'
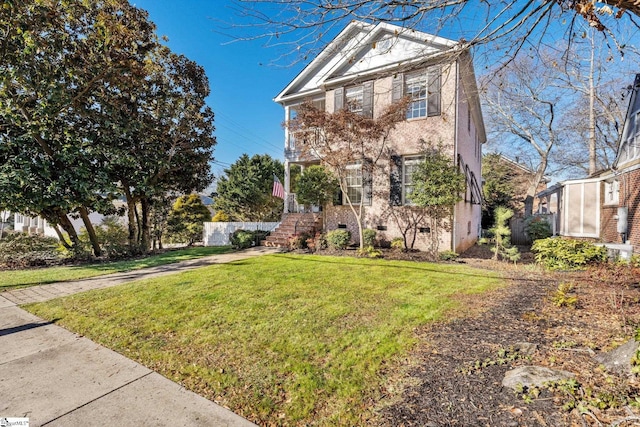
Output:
(132, 1), (303, 180)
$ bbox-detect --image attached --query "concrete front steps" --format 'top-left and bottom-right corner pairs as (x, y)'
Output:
(263, 213), (322, 248)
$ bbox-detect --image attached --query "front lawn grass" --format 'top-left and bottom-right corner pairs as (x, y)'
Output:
(26, 254), (504, 426)
(0, 246), (232, 291)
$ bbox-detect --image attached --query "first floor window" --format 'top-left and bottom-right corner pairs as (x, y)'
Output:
(345, 162), (363, 204)
(403, 156), (424, 204)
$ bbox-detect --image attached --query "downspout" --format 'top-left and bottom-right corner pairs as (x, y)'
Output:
(452, 60), (459, 252)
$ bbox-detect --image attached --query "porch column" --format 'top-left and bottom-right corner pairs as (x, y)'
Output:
(284, 158), (291, 213)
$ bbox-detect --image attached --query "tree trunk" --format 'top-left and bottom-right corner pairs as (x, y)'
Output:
(122, 183), (139, 248)
(51, 224), (72, 249)
(78, 206), (102, 257)
(56, 211), (82, 249)
(140, 197), (151, 253)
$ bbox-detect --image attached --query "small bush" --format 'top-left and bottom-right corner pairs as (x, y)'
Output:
(326, 229), (351, 250)
(357, 245), (383, 258)
(0, 233), (64, 268)
(362, 229), (377, 247)
(551, 283), (578, 308)
(439, 250), (459, 261)
(391, 237), (404, 250)
(288, 232), (311, 250)
(230, 229), (255, 250)
(525, 216), (553, 241)
(306, 233), (326, 252)
(95, 217), (129, 259)
(532, 237), (608, 270)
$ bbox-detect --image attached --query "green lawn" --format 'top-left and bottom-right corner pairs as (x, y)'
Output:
(25, 254), (504, 426)
(0, 246), (232, 291)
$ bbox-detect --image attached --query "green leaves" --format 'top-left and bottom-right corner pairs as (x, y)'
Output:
(409, 148), (465, 217)
(213, 154), (284, 222)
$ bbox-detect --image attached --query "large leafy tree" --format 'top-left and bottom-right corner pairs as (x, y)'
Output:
(0, 0), (155, 255)
(481, 153), (519, 228)
(0, 1), (215, 256)
(213, 154), (284, 222)
(93, 46), (216, 252)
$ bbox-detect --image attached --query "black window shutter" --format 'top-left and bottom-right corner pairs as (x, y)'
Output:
(389, 155), (402, 206)
(428, 67), (441, 116)
(334, 87), (344, 112)
(392, 74), (404, 102)
(333, 185), (343, 205)
(363, 81), (374, 118)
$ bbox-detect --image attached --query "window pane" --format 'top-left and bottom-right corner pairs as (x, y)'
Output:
(346, 86), (363, 113)
(405, 73), (427, 119)
(403, 156), (423, 204)
(345, 163), (363, 204)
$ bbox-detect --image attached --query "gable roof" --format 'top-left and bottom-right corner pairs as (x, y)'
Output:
(614, 73), (640, 169)
(274, 21), (459, 104)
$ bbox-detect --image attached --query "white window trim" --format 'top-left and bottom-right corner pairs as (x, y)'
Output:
(604, 179), (620, 206)
(344, 162), (363, 205)
(345, 85), (364, 114)
(404, 67), (441, 120)
(402, 155), (424, 205)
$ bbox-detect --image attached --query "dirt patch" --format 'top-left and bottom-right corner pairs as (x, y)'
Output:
(375, 256), (640, 427)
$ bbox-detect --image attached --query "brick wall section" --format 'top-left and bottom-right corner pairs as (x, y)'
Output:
(323, 63), (479, 253)
(600, 168), (640, 252)
(623, 168), (640, 252)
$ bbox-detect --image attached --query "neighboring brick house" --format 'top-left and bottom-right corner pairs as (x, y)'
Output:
(271, 21), (485, 253)
(536, 74), (640, 255)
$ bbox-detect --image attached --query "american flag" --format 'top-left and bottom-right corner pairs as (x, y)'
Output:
(272, 174), (285, 199)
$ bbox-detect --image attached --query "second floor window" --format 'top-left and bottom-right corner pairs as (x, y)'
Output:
(345, 86), (364, 114)
(334, 82), (373, 117)
(394, 66), (441, 119)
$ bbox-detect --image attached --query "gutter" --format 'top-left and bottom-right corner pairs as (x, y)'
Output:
(452, 58), (459, 252)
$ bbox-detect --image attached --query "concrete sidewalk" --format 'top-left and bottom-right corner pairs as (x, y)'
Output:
(0, 246), (281, 426)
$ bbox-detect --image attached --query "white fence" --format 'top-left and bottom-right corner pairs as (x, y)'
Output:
(203, 222), (280, 246)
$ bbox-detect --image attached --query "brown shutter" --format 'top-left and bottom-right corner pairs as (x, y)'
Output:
(362, 81), (374, 118)
(392, 73), (404, 102)
(334, 87), (344, 112)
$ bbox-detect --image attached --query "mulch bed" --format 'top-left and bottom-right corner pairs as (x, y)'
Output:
(373, 248), (640, 427)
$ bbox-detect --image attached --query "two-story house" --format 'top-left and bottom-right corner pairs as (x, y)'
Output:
(272, 21), (486, 253)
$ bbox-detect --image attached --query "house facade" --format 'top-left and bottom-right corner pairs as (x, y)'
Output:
(537, 73), (640, 255)
(273, 21), (486, 253)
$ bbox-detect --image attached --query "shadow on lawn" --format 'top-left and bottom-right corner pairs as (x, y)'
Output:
(234, 253), (507, 281)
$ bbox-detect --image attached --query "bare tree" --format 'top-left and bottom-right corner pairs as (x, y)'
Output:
(551, 28), (631, 175)
(229, 0), (639, 67)
(482, 53), (573, 216)
(288, 99), (408, 249)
